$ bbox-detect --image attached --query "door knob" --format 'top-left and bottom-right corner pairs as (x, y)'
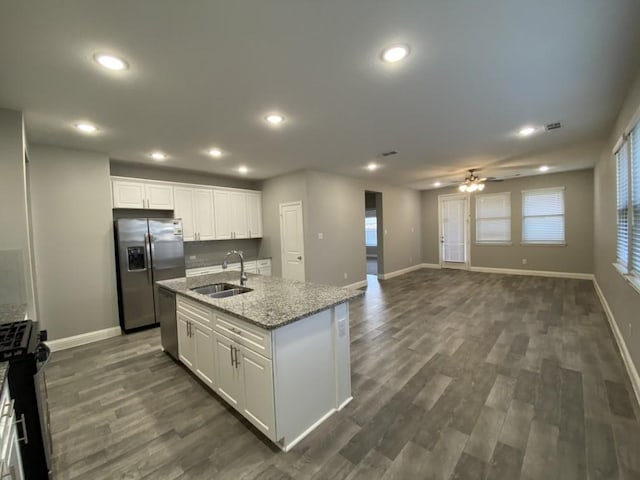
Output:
(297, 256), (302, 260)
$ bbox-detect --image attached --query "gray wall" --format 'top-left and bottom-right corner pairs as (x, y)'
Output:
(422, 169), (595, 273)
(260, 169), (422, 286)
(258, 171), (309, 278)
(0, 109), (36, 318)
(110, 160), (258, 190)
(29, 145), (118, 340)
(594, 68), (640, 375)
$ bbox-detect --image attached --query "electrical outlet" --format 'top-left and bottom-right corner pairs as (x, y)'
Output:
(384, 229), (388, 235)
(344, 272), (348, 280)
(318, 232), (323, 240)
(189, 255), (196, 260)
(411, 227), (414, 233)
(522, 258), (527, 265)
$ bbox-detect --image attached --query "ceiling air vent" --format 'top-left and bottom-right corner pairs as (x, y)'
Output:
(545, 122), (561, 131)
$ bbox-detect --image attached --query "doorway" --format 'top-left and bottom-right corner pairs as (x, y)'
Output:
(365, 191), (383, 279)
(438, 193), (470, 269)
(279, 201), (306, 281)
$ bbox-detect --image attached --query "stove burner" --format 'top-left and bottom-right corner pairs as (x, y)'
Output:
(0, 321), (33, 360)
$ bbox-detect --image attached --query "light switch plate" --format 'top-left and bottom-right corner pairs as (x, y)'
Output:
(318, 232), (324, 239)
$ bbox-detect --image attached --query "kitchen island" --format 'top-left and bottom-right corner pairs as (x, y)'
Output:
(157, 272), (363, 451)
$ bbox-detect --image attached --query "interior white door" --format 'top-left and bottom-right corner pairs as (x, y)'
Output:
(279, 202), (305, 281)
(194, 189), (215, 240)
(440, 195), (468, 268)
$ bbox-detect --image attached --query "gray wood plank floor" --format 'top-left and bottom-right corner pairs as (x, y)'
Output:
(47, 269), (640, 479)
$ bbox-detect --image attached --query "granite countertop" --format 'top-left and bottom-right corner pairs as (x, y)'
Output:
(0, 303), (27, 325)
(186, 256), (272, 270)
(157, 272), (363, 330)
(0, 363), (7, 389)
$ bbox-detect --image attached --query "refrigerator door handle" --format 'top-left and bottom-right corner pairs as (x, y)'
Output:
(144, 233), (152, 284)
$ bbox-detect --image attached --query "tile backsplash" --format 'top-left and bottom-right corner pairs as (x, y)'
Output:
(184, 239), (262, 269)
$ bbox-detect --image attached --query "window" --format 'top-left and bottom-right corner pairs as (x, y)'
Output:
(476, 193), (511, 244)
(616, 121), (640, 281)
(522, 187), (565, 244)
(365, 210), (377, 246)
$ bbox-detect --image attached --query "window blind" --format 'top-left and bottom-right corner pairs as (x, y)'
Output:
(632, 126), (640, 275)
(522, 188), (565, 244)
(476, 193), (510, 243)
(617, 142), (630, 268)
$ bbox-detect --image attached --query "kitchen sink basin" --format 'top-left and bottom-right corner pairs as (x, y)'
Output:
(191, 283), (252, 298)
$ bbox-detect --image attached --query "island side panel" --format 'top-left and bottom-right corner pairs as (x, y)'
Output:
(272, 308), (335, 449)
(333, 302), (352, 409)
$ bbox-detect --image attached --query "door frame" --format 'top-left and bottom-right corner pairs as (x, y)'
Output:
(279, 201), (305, 281)
(437, 193), (470, 270)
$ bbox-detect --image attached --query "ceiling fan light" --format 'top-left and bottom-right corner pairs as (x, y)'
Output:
(478, 183), (485, 191)
(459, 185), (467, 192)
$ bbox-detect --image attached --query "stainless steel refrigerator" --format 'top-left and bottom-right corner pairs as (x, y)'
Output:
(114, 218), (185, 332)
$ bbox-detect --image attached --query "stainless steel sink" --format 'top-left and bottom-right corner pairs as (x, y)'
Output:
(191, 283), (252, 298)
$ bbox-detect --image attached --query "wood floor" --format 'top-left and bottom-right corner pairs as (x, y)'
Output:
(47, 269), (640, 479)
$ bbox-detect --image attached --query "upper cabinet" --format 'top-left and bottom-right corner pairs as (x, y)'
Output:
(112, 179), (174, 210)
(111, 177), (262, 241)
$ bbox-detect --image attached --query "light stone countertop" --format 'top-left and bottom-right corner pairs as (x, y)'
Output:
(157, 272), (364, 330)
(0, 303), (27, 325)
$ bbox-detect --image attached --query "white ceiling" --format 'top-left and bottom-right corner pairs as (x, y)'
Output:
(1, 0), (639, 189)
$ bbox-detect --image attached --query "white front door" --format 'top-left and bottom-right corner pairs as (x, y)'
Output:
(439, 194), (469, 269)
(279, 201), (305, 281)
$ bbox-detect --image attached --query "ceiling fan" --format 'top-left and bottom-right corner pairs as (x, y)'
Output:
(458, 169), (503, 192)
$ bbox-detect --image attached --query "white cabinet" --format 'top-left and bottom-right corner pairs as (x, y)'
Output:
(230, 191), (249, 239)
(0, 381), (24, 480)
(257, 259), (271, 276)
(112, 179), (174, 210)
(177, 312), (195, 370)
(246, 192), (263, 238)
(213, 331), (275, 438)
(193, 323), (216, 386)
(213, 190), (233, 240)
(174, 187), (215, 242)
(177, 297), (216, 388)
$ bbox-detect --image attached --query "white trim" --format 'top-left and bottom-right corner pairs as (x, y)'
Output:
(612, 262), (640, 296)
(280, 407), (336, 452)
(593, 278), (640, 409)
(421, 263), (442, 269)
(344, 279), (367, 289)
(469, 266), (593, 280)
(110, 175), (260, 195)
(378, 264), (424, 280)
(337, 396), (353, 411)
(45, 326), (122, 352)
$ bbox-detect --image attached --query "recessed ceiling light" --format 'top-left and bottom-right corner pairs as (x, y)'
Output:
(93, 53), (129, 71)
(381, 44), (410, 63)
(518, 126), (536, 137)
(434, 182), (441, 187)
(265, 114), (285, 125)
(367, 163), (379, 171)
(238, 166), (249, 174)
(150, 151), (166, 161)
(75, 122), (97, 133)
(539, 165), (550, 172)
(208, 148), (223, 158)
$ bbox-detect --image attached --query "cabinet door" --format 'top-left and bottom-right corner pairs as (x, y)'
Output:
(246, 192), (263, 238)
(174, 187), (196, 241)
(238, 346), (275, 439)
(213, 190), (232, 240)
(194, 189), (215, 241)
(145, 183), (174, 210)
(213, 332), (242, 409)
(258, 267), (272, 277)
(177, 313), (194, 370)
(193, 323), (215, 388)
(112, 180), (145, 208)
(230, 192), (249, 238)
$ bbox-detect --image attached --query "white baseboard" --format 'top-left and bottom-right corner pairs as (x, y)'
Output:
(280, 407), (337, 452)
(421, 263), (442, 269)
(469, 266), (594, 280)
(379, 264), (425, 280)
(46, 326), (122, 352)
(593, 278), (640, 409)
(337, 396), (353, 411)
(344, 279), (368, 289)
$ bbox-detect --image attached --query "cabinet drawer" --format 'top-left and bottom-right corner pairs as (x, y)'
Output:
(257, 259), (271, 268)
(0, 383), (13, 451)
(185, 266), (223, 277)
(177, 295), (212, 327)
(213, 313), (272, 359)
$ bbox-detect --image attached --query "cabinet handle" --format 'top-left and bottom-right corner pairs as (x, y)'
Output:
(15, 413), (28, 445)
(230, 327), (242, 336)
(0, 399), (14, 418)
(230, 345), (234, 367)
(233, 346), (239, 368)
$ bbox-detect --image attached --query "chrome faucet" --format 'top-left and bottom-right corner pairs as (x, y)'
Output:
(223, 250), (247, 286)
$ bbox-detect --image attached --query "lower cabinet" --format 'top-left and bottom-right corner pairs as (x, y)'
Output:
(0, 382), (24, 480)
(213, 331), (275, 439)
(177, 312), (215, 388)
